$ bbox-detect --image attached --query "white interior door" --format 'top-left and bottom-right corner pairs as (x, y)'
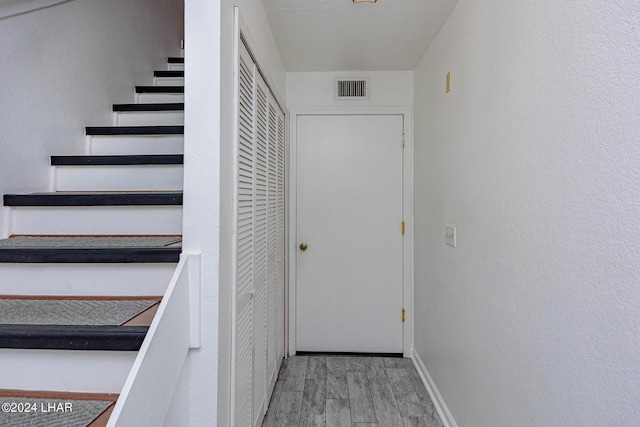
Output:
(296, 114), (404, 353)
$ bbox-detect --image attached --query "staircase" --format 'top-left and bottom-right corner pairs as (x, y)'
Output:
(0, 56), (185, 426)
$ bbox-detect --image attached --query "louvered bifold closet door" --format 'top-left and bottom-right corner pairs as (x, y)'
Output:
(266, 101), (279, 390)
(235, 42), (255, 427)
(235, 35), (286, 427)
(275, 111), (286, 356)
(252, 72), (269, 426)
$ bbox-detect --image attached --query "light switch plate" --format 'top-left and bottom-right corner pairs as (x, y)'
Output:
(445, 225), (456, 247)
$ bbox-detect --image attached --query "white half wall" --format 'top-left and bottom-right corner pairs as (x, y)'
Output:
(413, 0), (640, 426)
(287, 71), (413, 108)
(165, 0), (286, 426)
(0, 0), (183, 234)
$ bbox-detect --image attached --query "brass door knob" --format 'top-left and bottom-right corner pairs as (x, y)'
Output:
(299, 242), (308, 251)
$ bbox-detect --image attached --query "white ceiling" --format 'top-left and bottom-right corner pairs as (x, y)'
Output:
(262, 0), (459, 72)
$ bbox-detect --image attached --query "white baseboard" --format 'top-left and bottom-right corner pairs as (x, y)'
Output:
(411, 349), (458, 427)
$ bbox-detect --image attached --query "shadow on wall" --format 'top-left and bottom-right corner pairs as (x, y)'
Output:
(0, 0), (72, 20)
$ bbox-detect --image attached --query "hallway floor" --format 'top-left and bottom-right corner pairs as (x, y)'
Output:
(262, 355), (444, 427)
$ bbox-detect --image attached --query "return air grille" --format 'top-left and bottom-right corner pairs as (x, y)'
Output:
(335, 78), (369, 100)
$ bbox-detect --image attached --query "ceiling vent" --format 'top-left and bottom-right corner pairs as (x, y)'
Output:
(335, 78), (369, 100)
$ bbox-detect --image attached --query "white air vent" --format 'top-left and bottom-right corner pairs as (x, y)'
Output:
(335, 78), (369, 100)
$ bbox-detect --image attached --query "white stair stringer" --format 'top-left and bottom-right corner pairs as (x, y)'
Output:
(0, 264), (175, 297)
(0, 349), (137, 394)
(54, 164), (184, 191)
(9, 206), (182, 235)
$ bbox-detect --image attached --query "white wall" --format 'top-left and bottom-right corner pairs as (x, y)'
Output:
(0, 0), (183, 236)
(287, 71), (413, 108)
(165, 0), (286, 425)
(163, 0), (219, 425)
(413, 0), (640, 426)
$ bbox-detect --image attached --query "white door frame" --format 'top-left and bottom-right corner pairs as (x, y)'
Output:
(288, 106), (414, 357)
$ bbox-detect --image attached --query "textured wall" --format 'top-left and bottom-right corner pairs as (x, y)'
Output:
(287, 71), (413, 108)
(413, 0), (640, 425)
(0, 0), (183, 236)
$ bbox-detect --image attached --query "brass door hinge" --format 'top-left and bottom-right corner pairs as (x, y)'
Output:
(402, 308), (405, 323)
(402, 221), (405, 235)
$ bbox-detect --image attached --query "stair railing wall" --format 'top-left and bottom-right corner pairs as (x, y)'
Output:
(106, 252), (201, 427)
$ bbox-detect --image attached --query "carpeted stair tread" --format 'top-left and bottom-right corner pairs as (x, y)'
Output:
(0, 236), (181, 248)
(3, 191), (183, 206)
(112, 103), (184, 112)
(0, 299), (158, 326)
(0, 236), (182, 263)
(134, 86), (184, 94)
(51, 154), (183, 166)
(0, 397), (111, 427)
(85, 125), (183, 135)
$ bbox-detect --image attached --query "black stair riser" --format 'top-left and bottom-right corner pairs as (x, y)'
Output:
(167, 57), (184, 64)
(0, 325), (148, 351)
(51, 155), (184, 166)
(4, 192), (183, 207)
(86, 126), (183, 135)
(154, 71), (184, 78)
(113, 103), (184, 112)
(0, 248), (181, 263)
(135, 86), (184, 94)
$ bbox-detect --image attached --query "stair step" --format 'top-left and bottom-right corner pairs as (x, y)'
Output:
(113, 109), (184, 126)
(51, 154), (183, 166)
(0, 298), (159, 350)
(112, 103), (183, 112)
(51, 160), (183, 192)
(0, 264), (176, 297)
(135, 86), (183, 94)
(88, 134), (183, 155)
(0, 390), (117, 427)
(0, 297), (159, 325)
(4, 192), (183, 207)
(0, 236), (181, 263)
(7, 205), (182, 235)
(154, 70), (184, 78)
(137, 93), (184, 103)
(0, 349), (136, 393)
(167, 57), (184, 64)
(86, 125), (183, 136)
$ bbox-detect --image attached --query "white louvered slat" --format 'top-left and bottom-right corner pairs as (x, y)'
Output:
(252, 77), (269, 425)
(266, 101), (279, 387)
(275, 112), (286, 358)
(236, 47), (254, 427)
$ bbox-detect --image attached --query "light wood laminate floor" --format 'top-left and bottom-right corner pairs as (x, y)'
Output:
(262, 356), (444, 427)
